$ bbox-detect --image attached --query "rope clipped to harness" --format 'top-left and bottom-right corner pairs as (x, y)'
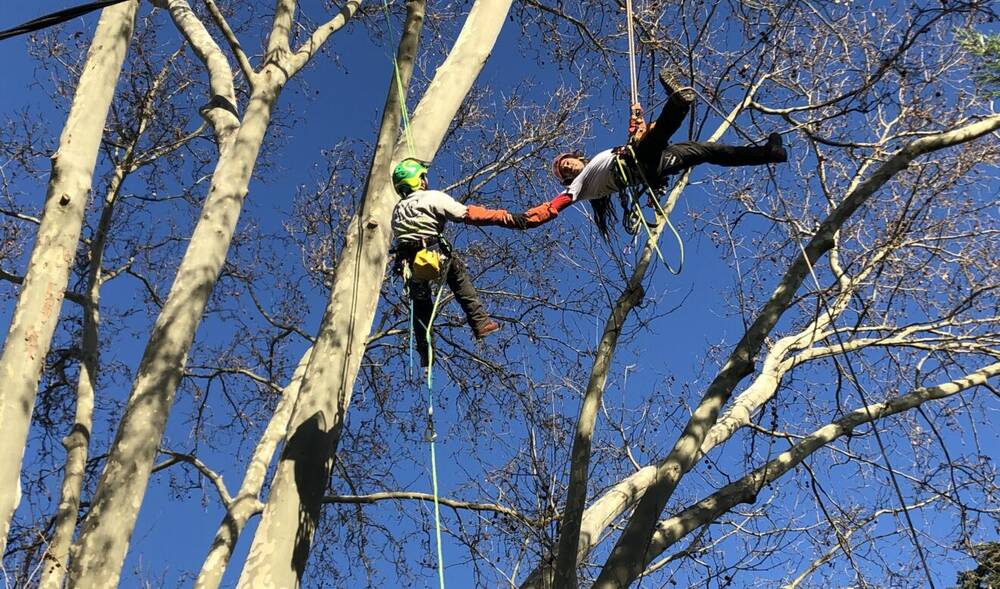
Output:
(381, 0), (444, 584)
(617, 4), (684, 274)
(614, 147), (685, 275)
(401, 242), (452, 589)
(422, 264), (450, 589)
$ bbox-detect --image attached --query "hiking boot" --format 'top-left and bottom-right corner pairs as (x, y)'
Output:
(765, 132), (787, 163)
(473, 320), (500, 339)
(659, 65), (696, 105)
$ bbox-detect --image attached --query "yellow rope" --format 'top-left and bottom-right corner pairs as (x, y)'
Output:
(381, 0), (416, 156)
(614, 151), (684, 275)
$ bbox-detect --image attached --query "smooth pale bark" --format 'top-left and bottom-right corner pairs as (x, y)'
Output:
(38, 48), (181, 588)
(692, 246), (889, 463)
(194, 350), (311, 589)
(68, 70), (276, 589)
(592, 112), (1000, 589)
(36, 190), (109, 589)
(237, 1), (513, 586)
(527, 280), (957, 587)
(0, 1), (139, 555)
(154, 0), (239, 144)
(637, 362), (1000, 574)
(693, 237), (909, 466)
(552, 282), (642, 589)
(66, 2), (360, 586)
(38, 121), (146, 589)
(553, 262), (652, 589)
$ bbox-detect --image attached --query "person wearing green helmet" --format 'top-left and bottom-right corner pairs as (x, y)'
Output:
(391, 157), (527, 367)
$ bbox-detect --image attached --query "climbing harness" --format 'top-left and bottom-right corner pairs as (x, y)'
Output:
(613, 145), (685, 275)
(381, 0), (446, 585)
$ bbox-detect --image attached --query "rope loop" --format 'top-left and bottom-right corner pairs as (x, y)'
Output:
(613, 149), (684, 275)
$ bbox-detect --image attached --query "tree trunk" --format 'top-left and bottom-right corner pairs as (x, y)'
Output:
(552, 283), (643, 589)
(592, 112), (1000, 589)
(193, 350), (311, 589)
(66, 0), (361, 580)
(37, 49), (176, 588)
(38, 170), (124, 589)
(0, 0), (139, 556)
(66, 74), (283, 589)
(236, 1), (514, 586)
(639, 362), (1000, 572)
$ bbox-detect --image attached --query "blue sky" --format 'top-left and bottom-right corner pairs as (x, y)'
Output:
(2, 1), (998, 588)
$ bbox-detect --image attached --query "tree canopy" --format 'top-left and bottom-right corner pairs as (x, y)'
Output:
(1, 0), (998, 587)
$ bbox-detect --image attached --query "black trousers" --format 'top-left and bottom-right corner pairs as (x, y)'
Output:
(397, 239), (490, 364)
(628, 96), (778, 187)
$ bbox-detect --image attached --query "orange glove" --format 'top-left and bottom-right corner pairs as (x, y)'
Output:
(522, 194), (572, 228)
(464, 204), (521, 229)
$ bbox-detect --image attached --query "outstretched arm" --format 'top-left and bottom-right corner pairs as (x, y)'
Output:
(460, 193), (573, 230)
(463, 204), (525, 229)
(520, 193), (573, 228)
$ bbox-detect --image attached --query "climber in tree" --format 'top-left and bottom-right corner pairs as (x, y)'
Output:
(520, 66), (788, 237)
(392, 158), (526, 367)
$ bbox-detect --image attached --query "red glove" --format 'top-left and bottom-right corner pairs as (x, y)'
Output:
(522, 194), (572, 228)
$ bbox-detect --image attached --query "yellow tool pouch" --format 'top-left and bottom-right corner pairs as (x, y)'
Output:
(411, 248), (442, 281)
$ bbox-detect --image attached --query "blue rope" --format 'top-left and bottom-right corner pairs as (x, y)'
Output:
(405, 259), (451, 589)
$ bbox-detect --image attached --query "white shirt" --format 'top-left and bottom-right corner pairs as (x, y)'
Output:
(392, 189), (468, 243)
(565, 149), (622, 202)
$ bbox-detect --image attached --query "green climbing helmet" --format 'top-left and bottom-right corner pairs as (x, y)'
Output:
(392, 158), (430, 196)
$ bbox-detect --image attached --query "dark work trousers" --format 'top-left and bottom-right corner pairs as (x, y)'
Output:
(627, 96), (780, 187)
(397, 239), (490, 365)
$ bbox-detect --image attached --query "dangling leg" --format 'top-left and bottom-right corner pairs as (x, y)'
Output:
(444, 252), (499, 339)
(655, 133), (787, 179)
(409, 278), (434, 367)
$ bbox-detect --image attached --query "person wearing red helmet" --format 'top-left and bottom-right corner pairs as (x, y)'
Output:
(524, 66), (788, 237)
(391, 158), (528, 367)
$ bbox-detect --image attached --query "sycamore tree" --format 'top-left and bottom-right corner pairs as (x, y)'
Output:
(0, 1), (140, 558)
(3, 0), (564, 586)
(1, 0), (363, 584)
(3, 0), (1000, 587)
(317, 0), (1000, 586)
(508, 1), (1000, 587)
